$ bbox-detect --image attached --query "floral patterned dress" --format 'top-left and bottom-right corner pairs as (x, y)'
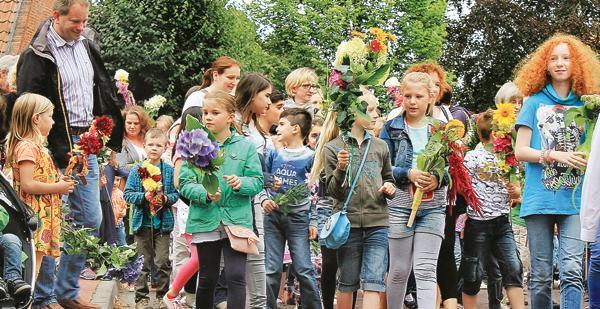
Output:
(12, 140), (62, 257)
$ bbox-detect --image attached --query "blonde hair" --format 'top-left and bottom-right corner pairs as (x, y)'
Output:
(285, 67), (318, 98)
(6, 93), (54, 164)
(399, 72), (436, 116)
(205, 90), (241, 133)
(155, 115), (174, 131)
(405, 60), (451, 105)
(494, 82), (523, 105)
(514, 33), (600, 97)
(7, 60), (18, 92)
(123, 105), (151, 138)
(144, 127), (168, 144)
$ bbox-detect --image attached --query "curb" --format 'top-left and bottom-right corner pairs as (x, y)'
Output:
(91, 279), (119, 309)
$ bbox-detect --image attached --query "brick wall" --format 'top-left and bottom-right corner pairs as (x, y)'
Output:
(1, 0), (54, 55)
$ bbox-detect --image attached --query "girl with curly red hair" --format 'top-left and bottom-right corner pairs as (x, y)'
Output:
(514, 33), (600, 309)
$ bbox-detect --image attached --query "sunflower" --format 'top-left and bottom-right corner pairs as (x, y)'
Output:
(445, 119), (466, 139)
(493, 103), (516, 133)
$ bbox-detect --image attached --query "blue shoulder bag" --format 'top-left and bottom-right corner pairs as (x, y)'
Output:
(320, 138), (371, 249)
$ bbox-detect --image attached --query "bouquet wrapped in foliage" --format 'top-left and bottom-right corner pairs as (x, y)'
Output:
(175, 115), (225, 194)
(61, 224), (142, 284)
(65, 116), (114, 185)
(328, 27), (396, 133)
(483, 103), (520, 184)
(114, 69), (135, 107)
(137, 160), (163, 216)
(408, 119), (481, 226)
(144, 95), (166, 120)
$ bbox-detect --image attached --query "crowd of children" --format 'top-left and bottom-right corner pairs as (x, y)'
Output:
(0, 30), (600, 309)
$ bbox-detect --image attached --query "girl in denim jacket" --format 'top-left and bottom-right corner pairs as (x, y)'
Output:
(380, 72), (449, 309)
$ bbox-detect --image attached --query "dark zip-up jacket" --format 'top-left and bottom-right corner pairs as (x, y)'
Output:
(16, 18), (124, 168)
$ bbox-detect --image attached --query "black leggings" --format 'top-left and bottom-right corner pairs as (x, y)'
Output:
(195, 239), (247, 309)
(437, 212), (459, 301)
(321, 246), (357, 309)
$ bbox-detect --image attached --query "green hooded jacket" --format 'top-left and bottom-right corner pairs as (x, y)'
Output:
(179, 133), (264, 233)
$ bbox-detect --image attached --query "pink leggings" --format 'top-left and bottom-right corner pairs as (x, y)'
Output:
(171, 234), (199, 294)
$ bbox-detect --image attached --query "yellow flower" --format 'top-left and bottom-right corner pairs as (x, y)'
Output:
(493, 103), (516, 133)
(142, 160), (161, 176)
(142, 178), (161, 192)
(445, 119), (466, 139)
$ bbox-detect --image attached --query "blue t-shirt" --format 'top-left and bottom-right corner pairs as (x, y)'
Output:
(265, 146), (315, 212)
(407, 124), (428, 169)
(515, 84), (584, 217)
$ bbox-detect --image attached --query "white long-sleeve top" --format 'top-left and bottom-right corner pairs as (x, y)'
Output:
(580, 116), (600, 242)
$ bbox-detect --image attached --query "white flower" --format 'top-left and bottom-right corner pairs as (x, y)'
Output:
(114, 69), (129, 83)
(334, 37), (368, 69)
(144, 95), (166, 112)
(384, 77), (400, 87)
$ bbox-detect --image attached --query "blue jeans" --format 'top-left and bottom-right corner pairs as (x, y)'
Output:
(525, 214), (584, 309)
(589, 226), (600, 309)
(337, 226), (388, 292)
(116, 221), (126, 246)
(35, 149), (102, 303)
(264, 210), (322, 309)
(32, 256), (57, 308)
(0, 233), (23, 281)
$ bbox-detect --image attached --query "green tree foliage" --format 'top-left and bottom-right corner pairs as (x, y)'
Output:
(244, 0), (448, 91)
(442, 0), (599, 112)
(91, 0), (271, 116)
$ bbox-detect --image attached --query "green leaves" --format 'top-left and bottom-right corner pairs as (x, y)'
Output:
(203, 174), (220, 196)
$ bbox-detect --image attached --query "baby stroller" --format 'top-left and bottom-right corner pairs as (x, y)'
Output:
(0, 172), (37, 308)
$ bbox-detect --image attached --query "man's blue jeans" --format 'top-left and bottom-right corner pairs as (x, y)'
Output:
(0, 233), (23, 281)
(32, 256), (57, 307)
(34, 150), (102, 304)
(589, 226), (600, 309)
(264, 209), (322, 309)
(525, 214), (584, 309)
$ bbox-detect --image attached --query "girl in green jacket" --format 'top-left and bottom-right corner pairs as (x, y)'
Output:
(178, 91), (264, 309)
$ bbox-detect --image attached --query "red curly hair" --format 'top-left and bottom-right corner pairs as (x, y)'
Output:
(514, 33), (600, 97)
(405, 60), (452, 105)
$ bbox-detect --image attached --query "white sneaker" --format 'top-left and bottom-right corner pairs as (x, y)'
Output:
(163, 294), (184, 309)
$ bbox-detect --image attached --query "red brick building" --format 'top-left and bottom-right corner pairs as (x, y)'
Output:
(1, 0), (54, 55)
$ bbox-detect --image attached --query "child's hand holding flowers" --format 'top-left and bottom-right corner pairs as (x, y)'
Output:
(408, 169), (438, 193)
(336, 149), (350, 170)
(207, 188), (221, 202)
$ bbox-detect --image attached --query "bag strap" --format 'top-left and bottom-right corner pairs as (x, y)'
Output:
(341, 138), (372, 211)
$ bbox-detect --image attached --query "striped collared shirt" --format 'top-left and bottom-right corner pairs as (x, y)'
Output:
(46, 24), (94, 128)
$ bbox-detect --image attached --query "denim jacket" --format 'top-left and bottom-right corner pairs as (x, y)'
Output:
(379, 115), (449, 188)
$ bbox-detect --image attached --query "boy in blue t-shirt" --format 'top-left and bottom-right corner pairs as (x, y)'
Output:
(261, 108), (321, 309)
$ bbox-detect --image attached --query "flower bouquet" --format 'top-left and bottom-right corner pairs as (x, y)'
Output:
(65, 116), (114, 185)
(114, 69), (135, 107)
(328, 27), (396, 133)
(144, 95), (166, 120)
(175, 115), (225, 195)
(483, 103), (520, 184)
(137, 160), (164, 216)
(408, 119), (481, 226)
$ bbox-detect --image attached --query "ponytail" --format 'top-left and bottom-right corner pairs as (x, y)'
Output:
(200, 68), (214, 89)
(308, 109), (339, 185)
(199, 56), (241, 89)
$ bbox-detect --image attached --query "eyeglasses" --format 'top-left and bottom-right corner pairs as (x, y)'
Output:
(300, 83), (319, 90)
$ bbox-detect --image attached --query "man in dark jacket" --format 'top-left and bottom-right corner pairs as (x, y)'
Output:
(16, 1), (123, 308)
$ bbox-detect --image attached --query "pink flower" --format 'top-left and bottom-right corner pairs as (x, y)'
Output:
(329, 70), (346, 88)
(493, 136), (512, 153)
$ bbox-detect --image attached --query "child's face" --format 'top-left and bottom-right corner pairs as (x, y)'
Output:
(293, 80), (317, 104)
(547, 43), (572, 83)
(276, 117), (299, 145)
(251, 85), (272, 117)
(265, 100), (285, 127)
(403, 82), (432, 121)
(308, 125), (322, 150)
(203, 100), (234, 136)
(427, 72), (442, 102)
(35, 109), (54, 137)
(155, 120), (170, 133)
(144, 136), (167, 162)
(355, 98), (379, 131)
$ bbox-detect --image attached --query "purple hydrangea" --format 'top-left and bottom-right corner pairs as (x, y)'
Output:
(102, 255), (144, 284)
(176, 129), (220, 168)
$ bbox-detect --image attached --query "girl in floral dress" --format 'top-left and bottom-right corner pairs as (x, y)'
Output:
(6, 93), (75, 274)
